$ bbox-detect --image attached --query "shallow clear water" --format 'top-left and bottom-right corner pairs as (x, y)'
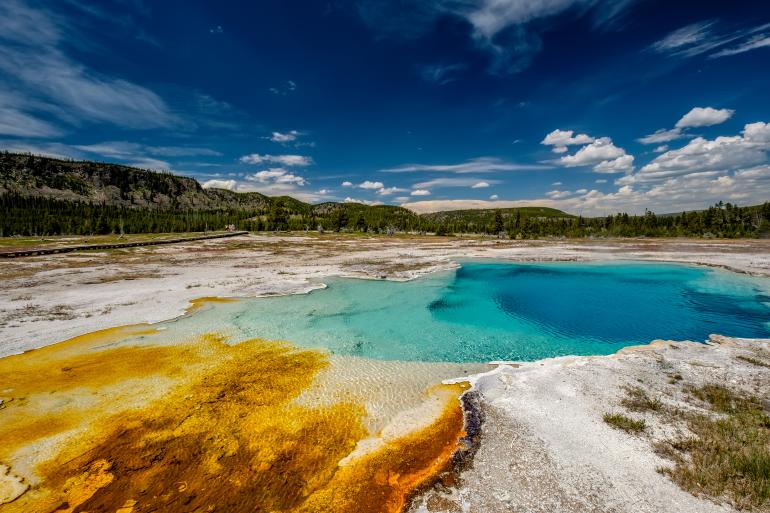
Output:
(154, 261), (770, 362)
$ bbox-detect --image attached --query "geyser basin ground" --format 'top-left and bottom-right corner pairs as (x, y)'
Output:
(154, 261), (770, 362)
(2, 256), (769, 512)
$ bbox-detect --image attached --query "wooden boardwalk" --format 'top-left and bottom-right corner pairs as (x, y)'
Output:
(0, 231), (249, 258)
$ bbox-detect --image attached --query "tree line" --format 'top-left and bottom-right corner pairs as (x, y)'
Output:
(1, 193), (768, 238)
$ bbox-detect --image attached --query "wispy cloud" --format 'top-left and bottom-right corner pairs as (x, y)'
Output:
(0, 91), (63, 137)
(419, 62), (467, 85)
(76, 141), (221, 159)
(381, 157), (548, 174)
(269, 80), (298, 95)
(650, 20), (770, 59)
(239, 154), (313, 166)
(712, 34), (770, 58)
(0, 0), (178, 132)
(413, 177), (501, 188)
(358, 0), (637, 74)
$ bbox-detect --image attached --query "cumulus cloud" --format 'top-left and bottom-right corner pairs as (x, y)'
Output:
(239, 153), (313, 166)
(489, 194), (498, 200)
(653, 145), (669, 153)
(358, 180), (385, 190)
(246, 167), (307, 186)
(269, 130), (301, 143)
(202, 179), (237, 190)
(638, 106), (734, 146)
(625, 121), (770, 184)
(341, 181), (353, 187)
(411, 189), (431, 196)
(546, 190), (573, 199)
(377, 186), (408, 196)
(559, 137), (634, 173)
(471, 181), (490, 188)
(344, 197), (382, 206)
(675, 107), (734, 128)
(541, 129), (595, 153)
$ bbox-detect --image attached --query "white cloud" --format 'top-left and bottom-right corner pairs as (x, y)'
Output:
(344, 197), (382, 206)
(541, 129), (595, 153)
(318, 189), (331, 195)
(594, 154), (634, 173)
(595, 178), (607, 183)
(420, 62), (467, 85)
(471, 181), (490, 188)
(358, 180), (385, 190)
(239, 154), (313, 166)
(0, 1), (178, 130)
(559, 137), (634, 173)
(639, 107), (734, 146)
(414, 177), (501, 189)
(489, 194), (498, 200)
(130, 158), (171, 170)
(650, 20), (770, 59)
(626, 121), (770, 184)
(75, 141), (221, 160)
(411, 189), (431, 196)
(546, 190), (573, 199)
(552, 181), (563, 186)
(712, 34), (770, 57)
(381, 157), (548, 173)
(341, 181), (353, 187)
(269, 80), (297, 95)
(377, 186), (407, 196)
(637, 128), (684, 145)
(360, 0), (633, 74)
(650, 21), (715, 53)
(653, 145), (669, 153)
(269, 130), (300, 143)
(0, 106), (62, 138)
(676, 106), (734, 128)
(202, 179), (237, 190)
(247, 167), (307, 186)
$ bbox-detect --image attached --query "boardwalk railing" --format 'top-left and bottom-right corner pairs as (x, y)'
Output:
(0, 231), (249, 258)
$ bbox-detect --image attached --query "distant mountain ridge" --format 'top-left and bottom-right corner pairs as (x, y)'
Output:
(2, 152), (767, 238)
(0, 152), (572, 219)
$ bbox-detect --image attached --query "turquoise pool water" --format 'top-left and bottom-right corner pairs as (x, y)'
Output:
(159, 261), (770, 362)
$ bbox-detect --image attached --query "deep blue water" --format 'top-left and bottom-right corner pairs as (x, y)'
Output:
(159, 261), (770, 362)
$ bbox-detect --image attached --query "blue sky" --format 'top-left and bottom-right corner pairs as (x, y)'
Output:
(1, 0), (770, 215)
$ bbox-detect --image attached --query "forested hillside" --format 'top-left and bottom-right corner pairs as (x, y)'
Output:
(1, 152), (768, 238)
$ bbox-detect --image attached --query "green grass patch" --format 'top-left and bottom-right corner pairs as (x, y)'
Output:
(603, 413), (646, 433)
(657, 384), (770, 510)
(621, 386), (664, 412)
(737, 355), (770, 368)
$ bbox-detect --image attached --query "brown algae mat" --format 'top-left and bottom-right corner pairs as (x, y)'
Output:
(0, 328), (470, 513)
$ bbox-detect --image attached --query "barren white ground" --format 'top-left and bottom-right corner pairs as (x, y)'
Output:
(1, 234), (769, 512)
